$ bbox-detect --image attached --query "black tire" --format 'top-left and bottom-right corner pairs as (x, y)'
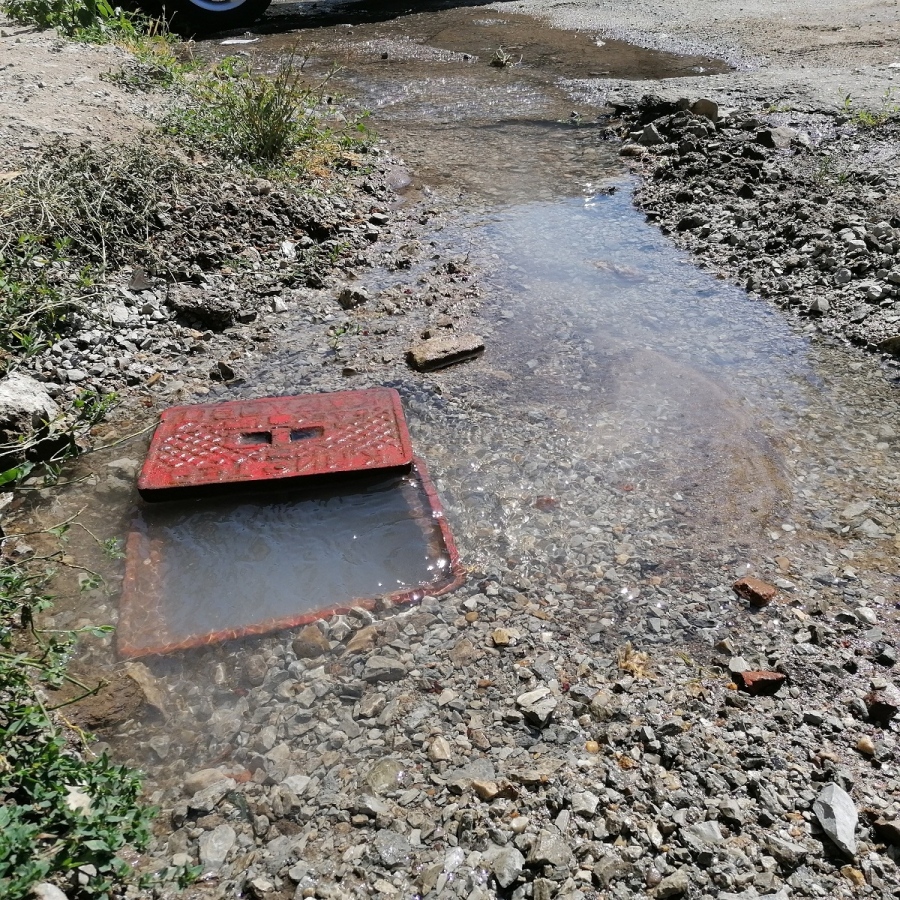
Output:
(164, 0), (271, 35)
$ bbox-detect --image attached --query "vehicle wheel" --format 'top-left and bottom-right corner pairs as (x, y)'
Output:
(164, 0), (271, 34)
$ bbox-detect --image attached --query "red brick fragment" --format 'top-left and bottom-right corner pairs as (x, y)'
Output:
(739, 670), (786, 696)
(732, 576), (777, 607)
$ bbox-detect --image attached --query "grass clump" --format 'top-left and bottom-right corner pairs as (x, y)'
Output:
(1, 140), (190, 271)
(0, 235), (90, 359)
(0, 563), (154, 900)
(841, 88), (900, 128)
(162, 52), (370, 171)
(0, 142), (190, 357)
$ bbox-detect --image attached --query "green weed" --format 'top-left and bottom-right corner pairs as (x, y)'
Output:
(2, 0), (158, 41)
(0, 235), (79, 360)
(162, 52), (371, 171)
(327, 320), (359, 350)
(100, 538), (126, 560)
(841, 88), (900, 128)
(0, 562), (154, 900)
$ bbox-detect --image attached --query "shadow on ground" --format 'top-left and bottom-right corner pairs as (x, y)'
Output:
(256, 0), (517, 33)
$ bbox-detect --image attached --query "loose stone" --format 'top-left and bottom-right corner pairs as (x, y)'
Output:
(516, 686), (558, 727)
(406, 332), (485, 371)
(813, 783), (858, 856)
(199, 824), (236, 872)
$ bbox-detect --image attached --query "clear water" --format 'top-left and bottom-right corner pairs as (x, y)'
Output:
(119, 473), (451, 656)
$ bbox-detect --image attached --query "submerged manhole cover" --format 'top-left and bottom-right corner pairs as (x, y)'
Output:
(119, 389), (464, 658)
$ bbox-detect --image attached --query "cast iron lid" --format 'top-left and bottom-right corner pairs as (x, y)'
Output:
(137, 388), (413, 499)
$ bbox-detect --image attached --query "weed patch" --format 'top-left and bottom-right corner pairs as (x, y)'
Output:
(0, 142), (192, 357)
(162, 52), (371, 171)
(1, 141), (191, 271)
(0, 562), (154, 900)
(3, 0), (160, 40)
(841, 88), (900, 128)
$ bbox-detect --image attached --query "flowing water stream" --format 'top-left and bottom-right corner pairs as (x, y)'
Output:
(14, 5), (900, 786)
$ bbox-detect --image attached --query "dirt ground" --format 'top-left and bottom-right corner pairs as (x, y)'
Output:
(0, 19), (158, 160)
(506, 0), (900, 111)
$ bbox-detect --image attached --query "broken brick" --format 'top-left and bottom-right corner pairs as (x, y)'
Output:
(732, 576), (777, 607)
(739, 670), (786, 696)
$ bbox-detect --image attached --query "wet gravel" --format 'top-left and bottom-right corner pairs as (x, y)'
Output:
(609, 96), (900, 359)
(47, 189), (900, 900)
(109, 550), (900, 900)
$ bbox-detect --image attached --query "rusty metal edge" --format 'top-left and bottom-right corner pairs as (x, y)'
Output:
(117, 455), (465, 659)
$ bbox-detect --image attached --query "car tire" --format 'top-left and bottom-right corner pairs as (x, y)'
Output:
(163, 0), (272, 34)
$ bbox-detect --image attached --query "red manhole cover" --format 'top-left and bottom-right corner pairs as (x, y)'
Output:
(138, 388), (413, 500)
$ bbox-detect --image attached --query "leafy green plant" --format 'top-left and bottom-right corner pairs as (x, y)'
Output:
(100, 538), (126, 560)
(149, 860), (203, 889)
(0, 562), (154, 900)
(3, 0), (140, 38)
(0, 234), (82, 359)
(72, 390), (119, 429)
(162, 52), (370, 171)
(327, 320), (359, 350)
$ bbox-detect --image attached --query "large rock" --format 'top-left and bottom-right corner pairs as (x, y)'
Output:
(864, 683), (900, 726)
(366, 757), (406, 794)
(639, 123), (665, 146)
(445, 758), (496, 792)
(488, 846), (525, 888)
(406, 333), (484, 371)
(680, 820), (724, 853)
(528, 829), (574, 868)
(373, 829), (410, 868)
(656, 868), (690, 898)
(878, 335), (900, 356)
(516, 686), (557, 727)
(292, 624), (330, 659)
(0, 373), (59, 466)
(756, 126), (797, 149)
(199, 824), (236, 872)
(183, 767), (232, 796)
(362, 655), (407, 683)
(813, 783), (857, 855)
(691, 98), (719, 121)
(167, 290), (243, 330)
(31, 884), (69, 900)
